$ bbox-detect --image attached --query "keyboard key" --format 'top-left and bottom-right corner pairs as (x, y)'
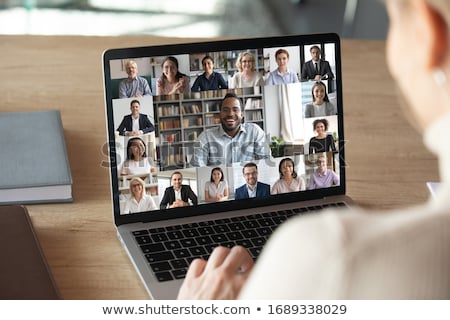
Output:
(181, 222), (199, 229)
(155, 271), (173, 282)
(205, 244), (218, 254)
(196, 235), (213, 245)
(236, 239), (253, 248)
(211, 234), (227, 243)
(243, 220), (260, 229)
(259, 218), (275, 227)
(220, 242), (234, 248)
(167, 230), (183, 240)
(241, 229), (258, 238)
(170, 259), (188, 270)
(174, 249), (190, 259)
(199, 220), (215, 226)
(150, 261), (171, 272)
(189, 246), (207, 256)
(213, 224), (230, 233)
(252, 237), (266, 247)
(145, 251), (174, 263)
(132, 230), (149, 236)
(198, 226), (214, 235)
(182, 228), (200, 238)
(164, 240), (182, 250)
(229, 222), (245, 231)
(140, 243), (165, 254)
(135, 235), (152, 245)
(256, 227), (272, 237)
(166, 225), (182, 231)
(172, 268), (187, 279)
(249, 247), (263, 258)
(151, 233), (168, 242)
(227, 231), (243, 240)
(180, 238), (197, 248)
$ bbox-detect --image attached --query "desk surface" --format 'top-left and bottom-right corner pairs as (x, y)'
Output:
(0, 35), (439, 299)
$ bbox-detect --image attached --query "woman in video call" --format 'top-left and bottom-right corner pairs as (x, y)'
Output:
(123, 177), (157, 214)
(191, 55), (228, 92)
(308, 118), (336, 154)
(160, 171), (198, 209)
(265, 48), (299, 85)
(271, 157), (305, 195)
(229, 51), (264, 89)
(119, 137), (156, 178)
(204, 167), (229, 202)
(304, 81), (337, 118)
(156, 56), (190, 95)
(177, 0), (450, 299)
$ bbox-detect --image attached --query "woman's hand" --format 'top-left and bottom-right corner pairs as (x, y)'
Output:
(177, 246), (254, 300)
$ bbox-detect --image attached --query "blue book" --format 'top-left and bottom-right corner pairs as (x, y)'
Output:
(0, 110), (73, 204)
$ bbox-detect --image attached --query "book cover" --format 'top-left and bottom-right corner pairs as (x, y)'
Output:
(0, 205), (60, 299)
(0, 110), (73, 204)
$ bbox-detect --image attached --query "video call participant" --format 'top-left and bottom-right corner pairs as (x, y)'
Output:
(116, 99), (155, 136)
(119, 137), (156, 177)
(308, 154), (339, 190)
(301, 45), (334, 81)
(229, 51), (264, 89)
(191, 56), (228, 92)
(304, 81), (337, 118)
(118, 60), (152, 98)
(309, 118), (337, 154)
(160, 171), (198, 209)
(265, 48), (299, 85)
(156, 56), (190, 95)
(190, 92), (270, 167)
(123, 177), (157, 214)
(204, 167), (229, 202)
(234, 162), (270, 200)
(271, 157), (306, 195)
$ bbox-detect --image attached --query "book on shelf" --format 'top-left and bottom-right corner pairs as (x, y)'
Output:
(159, 119), (181, 130)
(160, 132), (179, 143)
(181, 104), (202, 114)
(205, 113), (221, 125)
(0, 110), (73, 205)
(204, 102), (220, 113)
(158, 105), (179, 117)
(244, 98), (262, 110)
(184, 130), (202, 141)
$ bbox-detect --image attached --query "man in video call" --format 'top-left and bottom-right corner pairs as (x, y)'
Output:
(301, 45), (335, 81)
(116, 99), (155, 136)
(190, 92), (270, 167)
(118, 60), (152, 98)
(235, 162), (270, 200)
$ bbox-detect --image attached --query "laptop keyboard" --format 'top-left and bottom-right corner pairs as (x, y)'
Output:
(132, 202), (347, 282)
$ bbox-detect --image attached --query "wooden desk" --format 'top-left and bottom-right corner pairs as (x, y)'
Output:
(0, 36), (439, 299)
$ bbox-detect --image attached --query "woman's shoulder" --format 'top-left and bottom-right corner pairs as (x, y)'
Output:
(156, 76), (165, 85)
(272, 178), (284, 186)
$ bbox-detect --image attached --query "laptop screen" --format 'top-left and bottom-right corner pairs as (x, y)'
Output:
(103, 34), (345, 225)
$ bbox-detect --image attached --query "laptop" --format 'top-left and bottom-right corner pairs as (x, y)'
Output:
(103, 33), (352, 299)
